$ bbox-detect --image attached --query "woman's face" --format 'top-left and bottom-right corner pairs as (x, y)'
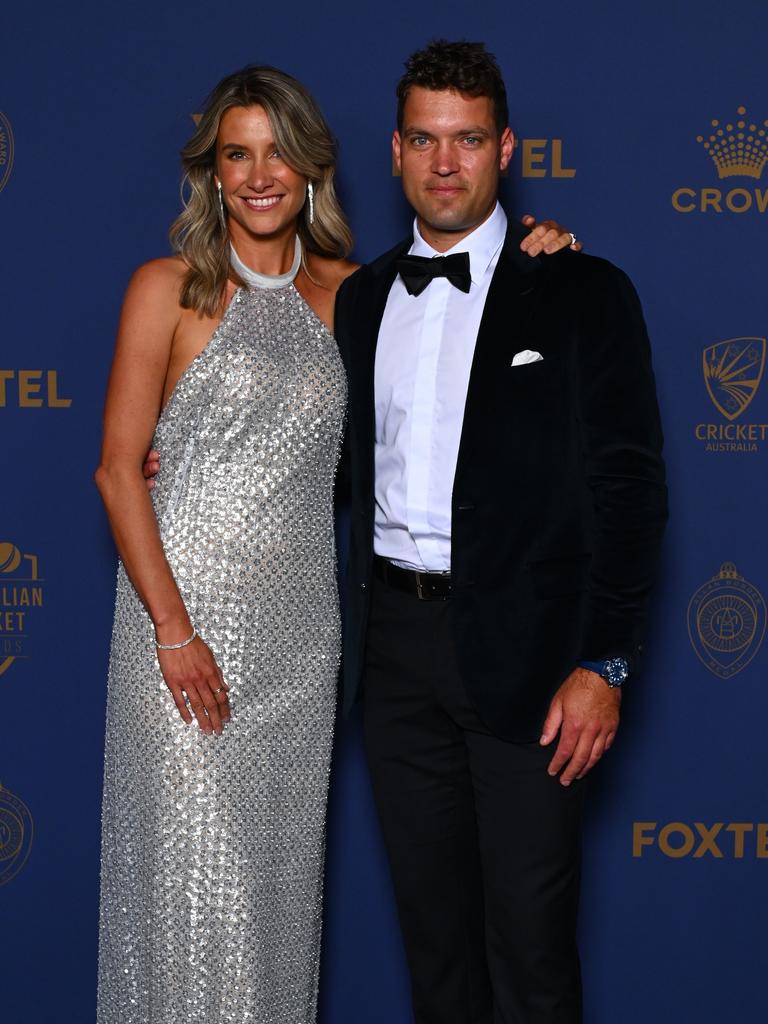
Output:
(214, 104), (307, 244)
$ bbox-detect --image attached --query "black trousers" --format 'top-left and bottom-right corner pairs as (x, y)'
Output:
(362, 573), (585, 1024)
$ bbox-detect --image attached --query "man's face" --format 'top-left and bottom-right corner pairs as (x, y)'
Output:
(393, 87), (514, 251)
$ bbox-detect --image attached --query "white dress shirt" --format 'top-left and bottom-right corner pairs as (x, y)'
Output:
(373, 202), (507, 571)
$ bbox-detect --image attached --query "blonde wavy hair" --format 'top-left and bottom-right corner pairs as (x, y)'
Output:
(170, 65), (353, 316)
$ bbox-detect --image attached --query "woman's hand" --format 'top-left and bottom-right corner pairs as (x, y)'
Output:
(519, 214), (582, 257)
(157, 635), (230, 735)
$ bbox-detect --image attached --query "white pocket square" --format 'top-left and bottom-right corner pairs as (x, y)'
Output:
(511, 349), (544, 367)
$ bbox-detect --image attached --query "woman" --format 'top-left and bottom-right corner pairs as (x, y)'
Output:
(95, 64), (577, 1024)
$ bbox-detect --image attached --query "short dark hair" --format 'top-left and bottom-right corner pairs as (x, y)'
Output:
(396, 40), (509, 135)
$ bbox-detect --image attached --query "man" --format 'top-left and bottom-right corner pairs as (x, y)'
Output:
(334, 40), (667, 1024)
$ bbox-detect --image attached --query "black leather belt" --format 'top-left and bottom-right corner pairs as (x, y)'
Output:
(373, 555), (451, 601)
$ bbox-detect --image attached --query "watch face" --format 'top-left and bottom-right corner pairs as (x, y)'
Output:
(604, 658), (629, 686)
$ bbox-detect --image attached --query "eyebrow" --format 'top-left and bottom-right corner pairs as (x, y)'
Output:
(403, 126), (493, 138)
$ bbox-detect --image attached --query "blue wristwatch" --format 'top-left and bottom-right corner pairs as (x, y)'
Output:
(578, 657), (629, 688)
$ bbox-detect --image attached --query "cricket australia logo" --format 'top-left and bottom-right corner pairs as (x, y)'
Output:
(703, 338), (766, 420)
(695, 337), (768, 452)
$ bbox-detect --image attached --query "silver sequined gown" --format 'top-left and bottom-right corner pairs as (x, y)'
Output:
(97, 284), (346, 1024)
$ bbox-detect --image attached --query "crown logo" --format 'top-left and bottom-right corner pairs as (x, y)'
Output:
(696, 107), (768, 179)
(703, 337), (766, 420)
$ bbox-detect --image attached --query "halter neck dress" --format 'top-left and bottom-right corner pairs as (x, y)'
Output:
(97, 279), (346, 1024)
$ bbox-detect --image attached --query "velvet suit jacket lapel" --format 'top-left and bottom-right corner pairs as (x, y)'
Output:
(454, 223), (547, 489)
(346, 239), (410, 507)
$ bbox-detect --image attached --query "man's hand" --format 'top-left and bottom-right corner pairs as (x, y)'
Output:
(142, 448), (160, 490)
(519, 214), (582, 257)
(539, 667), (620, 785)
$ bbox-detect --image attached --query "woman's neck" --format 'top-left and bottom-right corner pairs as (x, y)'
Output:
(227, 224), (299, 277)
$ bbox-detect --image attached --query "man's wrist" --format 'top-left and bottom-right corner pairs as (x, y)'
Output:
(577, 657), (629, 688)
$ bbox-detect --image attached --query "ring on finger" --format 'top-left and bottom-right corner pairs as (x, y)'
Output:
(569, 232), (577, 246)
(213, 686), (224, 695)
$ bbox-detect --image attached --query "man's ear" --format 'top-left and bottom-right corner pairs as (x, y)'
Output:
(499, 128), (514, 173)
(392, 132), (402, 175)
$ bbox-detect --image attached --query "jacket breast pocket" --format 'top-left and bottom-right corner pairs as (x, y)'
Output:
(504, 352), (562, 405)
(508, 357), (548, 375)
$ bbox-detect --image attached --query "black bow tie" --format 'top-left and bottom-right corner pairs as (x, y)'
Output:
(396, 252), (472, 297)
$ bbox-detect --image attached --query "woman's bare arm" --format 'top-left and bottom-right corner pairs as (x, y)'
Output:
(95, 260), (229, 734)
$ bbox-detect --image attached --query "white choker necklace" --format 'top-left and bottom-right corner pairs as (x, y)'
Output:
(230, 236), (302, 290)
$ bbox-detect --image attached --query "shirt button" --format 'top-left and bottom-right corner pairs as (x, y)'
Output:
(360, 582), (367, 590)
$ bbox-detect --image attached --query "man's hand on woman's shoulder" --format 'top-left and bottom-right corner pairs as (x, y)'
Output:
(519, 214), (581, 258)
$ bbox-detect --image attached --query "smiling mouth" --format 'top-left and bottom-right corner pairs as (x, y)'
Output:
(241, 196), (283, 209)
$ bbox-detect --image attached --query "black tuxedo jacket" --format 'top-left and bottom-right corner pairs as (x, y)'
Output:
(334, 220), (668, 742)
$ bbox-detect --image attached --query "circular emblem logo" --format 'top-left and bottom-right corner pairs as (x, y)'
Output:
(687, 563), (767, 678)
(0, 783), (34, 885)
(0, 542), (22, 573)
(0, 112), (14, 194)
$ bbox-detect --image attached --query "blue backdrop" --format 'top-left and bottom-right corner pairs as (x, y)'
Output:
(2, 2), (767, 1020)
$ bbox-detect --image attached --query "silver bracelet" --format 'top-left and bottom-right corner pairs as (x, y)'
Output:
(155, 627), (197, 651)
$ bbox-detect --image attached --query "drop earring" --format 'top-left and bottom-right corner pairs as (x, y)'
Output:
(216, 180), (225, 221)
(307, 181), (315, 225)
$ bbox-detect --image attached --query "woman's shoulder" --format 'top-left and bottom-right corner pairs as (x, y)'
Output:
(122, 256), (188, 311)
(128, 255), (187, 290)
(117, 257), (192, 334)
(306, 254), (360, 293)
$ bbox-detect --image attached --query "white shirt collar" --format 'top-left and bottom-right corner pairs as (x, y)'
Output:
(410, 202), (507, 286)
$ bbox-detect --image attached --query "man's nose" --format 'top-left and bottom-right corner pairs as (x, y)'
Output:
(431, 141), (459, 176)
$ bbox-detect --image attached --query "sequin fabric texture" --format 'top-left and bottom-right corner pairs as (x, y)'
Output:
(97, 284), (346, 1024)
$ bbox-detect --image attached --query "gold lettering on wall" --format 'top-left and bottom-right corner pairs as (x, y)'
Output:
(0, 371), (72, 408)
(633, 821), (768, 859)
